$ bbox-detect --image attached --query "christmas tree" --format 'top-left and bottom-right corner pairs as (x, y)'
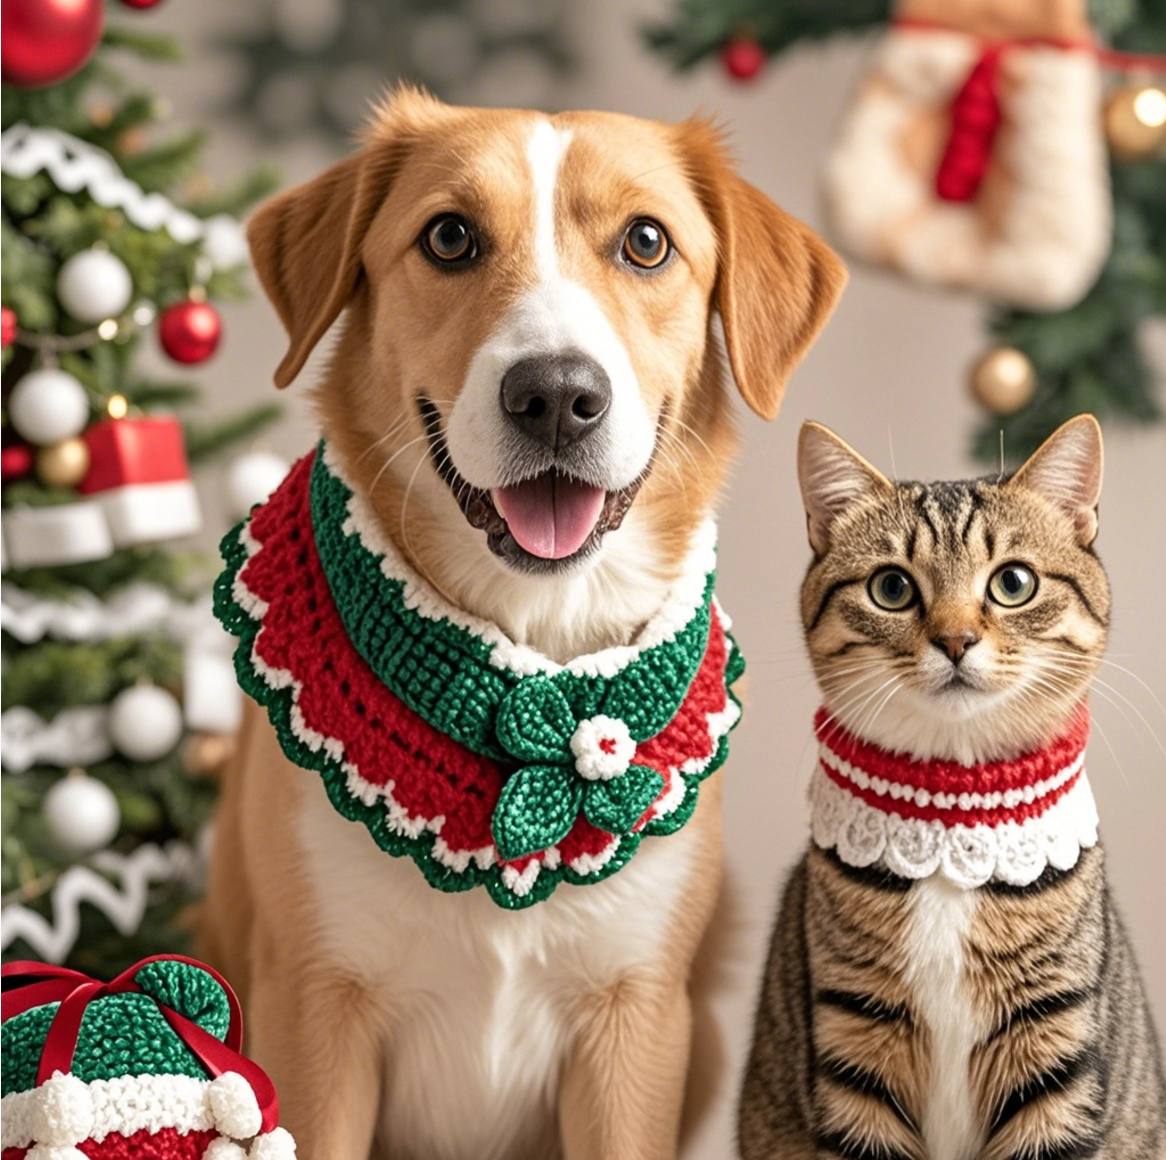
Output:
(1, 0), (281, 975)
(646, 0), (1165, 462)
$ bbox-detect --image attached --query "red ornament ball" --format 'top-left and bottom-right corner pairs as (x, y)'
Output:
(1, 307), (16, 348)
(721, 36), (766, 82)
(1, 0), (104, 88)
(159, 300), (222, 364)
(2, 444), (35, 482)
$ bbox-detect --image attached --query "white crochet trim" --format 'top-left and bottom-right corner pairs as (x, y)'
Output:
(819, 743), (1086, 812)
(0, 125), (246, 268)
(570, 715), (635, 780)
(326, 443), (719, 680)
(809, 766), (1099, 889)
(1, 1072), (294, 1156)
(0, 842), (199, 963)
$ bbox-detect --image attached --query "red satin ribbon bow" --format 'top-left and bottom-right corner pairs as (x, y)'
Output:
(0, 954), (279, 1135)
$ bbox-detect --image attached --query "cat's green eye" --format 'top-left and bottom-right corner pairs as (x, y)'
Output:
(988, 563), (1038, 608)
(868, 568), (917, 612)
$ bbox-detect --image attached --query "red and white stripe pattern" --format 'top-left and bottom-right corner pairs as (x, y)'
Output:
(810, 705), (1098, 888)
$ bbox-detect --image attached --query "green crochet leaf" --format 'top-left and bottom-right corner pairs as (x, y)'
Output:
(584, 765), (665, 834)
(492, 763), (582, 861)
(1, 960), (230, 1098)
(495, 677), (575, 763)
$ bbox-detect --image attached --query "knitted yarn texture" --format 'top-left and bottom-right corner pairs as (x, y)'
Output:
(0, 957), (295, 1160)
(214, 446), (745, 909)
(811, 704), (1097, 888)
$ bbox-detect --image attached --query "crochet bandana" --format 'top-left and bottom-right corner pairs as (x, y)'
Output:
(810, 704), (1098, 889)
(214, 446), (744, 910)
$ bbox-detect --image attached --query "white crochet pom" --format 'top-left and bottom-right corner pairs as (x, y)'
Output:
(27, 1147), (89, 1160)
(208, 1072), (262, 1139)
(248, 1127), (297, 1158)
(29, 1073), (93, 1146)
(203, 1139), (248, 1160)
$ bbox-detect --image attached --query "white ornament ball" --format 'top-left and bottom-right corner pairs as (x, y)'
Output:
(108, 685), (184, 762)
(29, 1072), (94, 1145)
(209, 1072), (263, 1139)
(44, 775), (120, 856)
(57, 249), (133, 324)
(8, 369), (90, 445)
(226, 452), (290, 518)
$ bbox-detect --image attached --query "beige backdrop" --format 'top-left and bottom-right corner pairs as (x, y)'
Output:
(124, 0), (1166, 1153)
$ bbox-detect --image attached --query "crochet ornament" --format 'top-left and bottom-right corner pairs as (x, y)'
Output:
(822, 0), (1110, 310)
(0, 954), (296, 1159)
(811, 703), (1097, 888)
(214, 447), (745, 908)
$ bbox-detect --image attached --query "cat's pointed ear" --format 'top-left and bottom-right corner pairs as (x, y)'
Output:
(1009, 415), (1103, 546)
(798, 422), (892, 555)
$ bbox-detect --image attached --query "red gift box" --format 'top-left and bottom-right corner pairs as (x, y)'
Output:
(76, 417), (200, 547)
(79, 416), (191, 493)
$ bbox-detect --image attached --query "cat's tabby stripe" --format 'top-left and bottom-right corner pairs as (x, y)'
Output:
(817, 989), (914, 1028)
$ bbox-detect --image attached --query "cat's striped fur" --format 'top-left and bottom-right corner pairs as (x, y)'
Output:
(740, 418), (1166, 1160)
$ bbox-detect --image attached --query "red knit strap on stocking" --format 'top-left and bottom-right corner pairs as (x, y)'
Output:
(936, 44), (1004, 202)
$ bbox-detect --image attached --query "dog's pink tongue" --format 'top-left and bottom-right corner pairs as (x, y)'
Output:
(493, 475), (607, 560)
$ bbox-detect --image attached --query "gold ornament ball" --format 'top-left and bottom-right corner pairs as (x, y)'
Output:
(970, 348), (1036, 415)
(36, 437), (91, 487)
(1105, 85), (1166, 161)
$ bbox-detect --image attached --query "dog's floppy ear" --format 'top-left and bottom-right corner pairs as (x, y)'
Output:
(247, 87), (441, 387)
(248, 147), (402, 388)
(681, 121), (847, 421)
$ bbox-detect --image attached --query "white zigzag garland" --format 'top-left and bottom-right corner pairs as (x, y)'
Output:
(0, 706), (113, 774)
(0, 124), (246, 268)
(0, 841), (199, 963)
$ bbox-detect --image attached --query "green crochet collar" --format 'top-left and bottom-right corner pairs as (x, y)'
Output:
(215, 444), (744, 908)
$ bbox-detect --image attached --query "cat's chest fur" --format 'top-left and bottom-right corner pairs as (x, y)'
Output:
(903, 876), (985, 1160)
(295, 772), (698, 1160)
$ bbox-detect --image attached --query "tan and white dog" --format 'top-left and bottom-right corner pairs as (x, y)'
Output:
(199, 88), (845, 1160)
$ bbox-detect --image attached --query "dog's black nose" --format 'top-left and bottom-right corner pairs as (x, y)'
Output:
(500, 354), (611, 452)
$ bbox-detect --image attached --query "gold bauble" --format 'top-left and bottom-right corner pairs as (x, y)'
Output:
(970, 348), (1036, 415)
(1105, 85), (1166, 161)
(185, 733), (236, 777)
(36, 437), (91, 487)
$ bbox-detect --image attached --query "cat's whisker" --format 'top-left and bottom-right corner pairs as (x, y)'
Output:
(1040, 650), (1166, 723)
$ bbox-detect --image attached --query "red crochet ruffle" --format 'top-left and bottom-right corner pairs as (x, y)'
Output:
(815, 703), (1089, 829)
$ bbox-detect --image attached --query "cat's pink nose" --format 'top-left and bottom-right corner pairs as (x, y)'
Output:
(933, 631), (979, 663)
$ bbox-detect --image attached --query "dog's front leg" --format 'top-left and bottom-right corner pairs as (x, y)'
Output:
(246, 938), (387, 1160)
(559, 974), (692, 1160)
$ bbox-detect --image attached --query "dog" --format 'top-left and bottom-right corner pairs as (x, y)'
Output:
(199, 86), (845, 1160)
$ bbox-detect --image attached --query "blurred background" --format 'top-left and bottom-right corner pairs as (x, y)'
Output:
(2, 1), (1164, 1155)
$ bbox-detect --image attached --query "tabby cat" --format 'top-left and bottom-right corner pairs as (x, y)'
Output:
(739, 416), (1166, 1160)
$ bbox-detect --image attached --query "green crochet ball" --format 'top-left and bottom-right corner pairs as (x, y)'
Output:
(1, 959), (231, 1097)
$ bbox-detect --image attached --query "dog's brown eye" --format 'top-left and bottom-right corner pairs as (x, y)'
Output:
(423, 215), (476, 264)
(622, 219), (669, 269)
